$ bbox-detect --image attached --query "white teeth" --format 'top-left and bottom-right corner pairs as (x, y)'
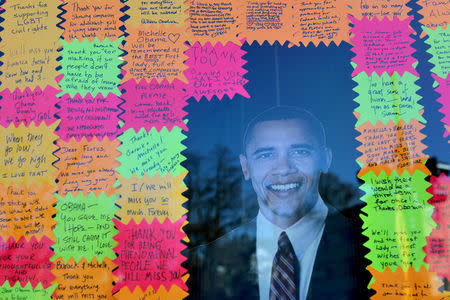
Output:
(269, 183), (299, 191)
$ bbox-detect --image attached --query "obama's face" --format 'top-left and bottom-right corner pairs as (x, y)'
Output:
(240, 119), (331, 227)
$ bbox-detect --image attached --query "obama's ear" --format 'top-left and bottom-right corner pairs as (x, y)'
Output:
(322, 147), (332, 173)
(239, 154), (250, 180)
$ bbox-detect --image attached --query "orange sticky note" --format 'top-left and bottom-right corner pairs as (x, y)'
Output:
(356, 119), (429, 177)
(62, 0), (124, 42)
(55, 137), (120, 197)
(293, 0), (350, 47)
(185, 0), (242, 45)
(121, 25), (188, 83)
(238, 0), (295, 46)
(418, 0), (448, 32)
(368, 265), (444, 299)
(0, 122), (59, 187)
(51, 257), (116, 300)
(349, 0), (410, 20)
(127, 0), (187, 27)
(0, 0), (62, 91)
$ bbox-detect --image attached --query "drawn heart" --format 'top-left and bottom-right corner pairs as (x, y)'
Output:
(168, 33), (180, 44)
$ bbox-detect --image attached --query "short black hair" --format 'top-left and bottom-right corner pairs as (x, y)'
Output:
(242, 106), (327, 154)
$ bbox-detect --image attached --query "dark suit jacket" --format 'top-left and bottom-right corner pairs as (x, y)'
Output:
(187, 206), (372, 299)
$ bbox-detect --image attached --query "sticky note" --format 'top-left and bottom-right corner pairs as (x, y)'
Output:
(185, 0), (242, 45)
(55, 137), (120, 197)
(62, 0), (124, 42)
(0, 0), (62, 91)
(0, 122), (59, 187)
(116, 171), (188, 224)
(417, 0), (449, 32)
(126, 0), (187, 27)
(0, 236), (54, 288)
(424, 26), (450, 79)
(425, 225), (449, 281)
(0, 183), (57, 242)
(59, 38), (123, 98)
(350, 16), (418, 77)
(0, 281), (57, 300)
(355, 119), (429, 177)
(121, 25), (188, 83)
(293, 0), (350, 47)
(52, 192), (118, 262)
(368, 265), (444, 299)
(349, 0), (410, 20)
(113, 275), (189, 300)
(0, 86), (59, 128)
(57, 93), (122, 141)
(51, 257), (116, 300)
(112, 217), (187, 293)
(359, 170), (434, 271)
(353, 70), (424, 126)
(120, 78), (188, 132)
(117, 126), (186, 178)
(432, 74), (450, 137)
(239, 0), (294, 45)
(185, 41), (249, 101)
(427, 174), (449, 225)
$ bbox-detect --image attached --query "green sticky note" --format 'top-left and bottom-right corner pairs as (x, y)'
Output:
(359, 170), (435, 272)
(117, 126), (187, 178)
(353, 71), (424, 126)
(58, 37), (123, 98)
(423, 26), (450, 78)
(52, 192), (118, 262)
(0, 281), (57, 300)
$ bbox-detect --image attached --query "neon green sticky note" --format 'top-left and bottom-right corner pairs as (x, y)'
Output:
(359, 170), (435, 272)
(117, 126), (186, 178)
(353, 71), (424, 126)
(58, 37), (123, 98)
(0, 281), (57, 300)
(423, 26), (450, 78)
(52, 192), (118, 262)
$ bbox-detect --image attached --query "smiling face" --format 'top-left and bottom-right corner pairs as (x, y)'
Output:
(240, 118), (331, 228)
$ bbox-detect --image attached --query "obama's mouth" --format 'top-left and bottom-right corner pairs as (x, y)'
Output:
(267, 183), (300, 192)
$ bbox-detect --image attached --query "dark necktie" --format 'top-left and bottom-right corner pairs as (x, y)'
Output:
(269, 231), (299, 300)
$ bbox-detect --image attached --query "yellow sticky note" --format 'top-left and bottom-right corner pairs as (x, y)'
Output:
(126, 0), (187, 27)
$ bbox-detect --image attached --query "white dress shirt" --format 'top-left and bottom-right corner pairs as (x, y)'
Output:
(256, 196), (328, 300)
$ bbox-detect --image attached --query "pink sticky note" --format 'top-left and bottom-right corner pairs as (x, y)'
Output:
(57, 93), (122, 141)
(184, 42), (250, 101)
(0, 86), (59, 127)
(424, 225), (449, 281)
(120, 78), (188, 133)
(350, 16), (418, 77)
(113, 217), (187, 293)
(432, 74), (450, 138)
(0, 236), (54, 288)
(427, 174), (450, 226)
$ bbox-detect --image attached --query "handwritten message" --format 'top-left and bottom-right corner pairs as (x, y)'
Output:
(241, 0), (294, 45)
(63, 0), (123, 42)
(349, 0), (409, 20)
(120, 79), (188, 132)
(52, 257), (116, 300)
(418, 0), (449, 32)
(113, 277), (189, 300)
(186, 0), (241, 45)
(350, 16), (418, 77)
(0, 281), (57, 300)
(353, 70), (423, 126)
(425, 225), (449, 281)
(428, 174), (450, 225)
(356, 119), (429, 176)
(117, 126), (186, 178)
(0, 237), (53, 288)
(57, 93), (122, 141)
(432, 74), (450, 137)
(127, 0), (186, 27)
(0, 86), (58, 128)
(424, 26), (450, 78)
(122, 25), (187, 83)
(368, 266), (443, 299)
(0, 183), (57, 242)
(185, 42), (249, 100)
(59, 38), (122, 98)
(0, 122), (59, 186)
(55, 138), (120, 197)
(293, 0), (349, 46)
(112, 217), (187, 293)
(0, 0), (62, 90)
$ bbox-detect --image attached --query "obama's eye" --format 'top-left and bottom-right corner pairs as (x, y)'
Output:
(256, 152), (273, 159)
(292, 149), (312, 157)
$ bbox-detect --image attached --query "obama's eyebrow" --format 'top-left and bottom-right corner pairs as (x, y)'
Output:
(251, 147), (275, 156)
(290, 144), (315, 150)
